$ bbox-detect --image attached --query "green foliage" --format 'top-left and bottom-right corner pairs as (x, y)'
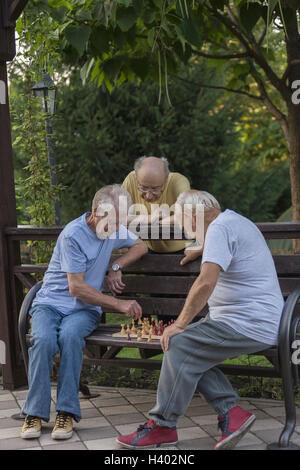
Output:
(43, 59), (290, 224)
(34, 0), (297, 100)
(9, 6), (65, 263)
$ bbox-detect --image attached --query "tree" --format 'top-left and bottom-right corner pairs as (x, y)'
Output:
(33, 0), (300, 249)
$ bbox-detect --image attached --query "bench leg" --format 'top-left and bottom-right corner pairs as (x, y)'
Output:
(267, 335), (299, 449)
(79, 381), (100, 399)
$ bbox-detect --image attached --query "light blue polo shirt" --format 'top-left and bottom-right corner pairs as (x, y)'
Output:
(32, 212), (138, 316)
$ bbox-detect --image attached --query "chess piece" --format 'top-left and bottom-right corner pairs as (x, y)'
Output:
(138, 318), (143, 325)
(120, 324), (125, 335)
(132, 319), (137, 333)
(147, 334), (152, 343)
(137, 331), (142, 342)
(127, 332), (132, 341)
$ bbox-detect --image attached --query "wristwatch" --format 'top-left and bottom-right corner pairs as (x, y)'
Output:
(111, 263), (121, 272)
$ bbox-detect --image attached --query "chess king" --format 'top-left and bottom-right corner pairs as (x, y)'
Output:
(20, 185), (148, 441)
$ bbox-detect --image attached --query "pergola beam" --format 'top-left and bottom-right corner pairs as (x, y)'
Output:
(0, 0), (29, 389)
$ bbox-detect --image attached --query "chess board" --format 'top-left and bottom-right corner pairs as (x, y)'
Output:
(112, 330), (162, 340)
(112, 318), (173, 342)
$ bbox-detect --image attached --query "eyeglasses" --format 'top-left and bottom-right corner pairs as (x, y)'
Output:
(137, 184), (164, 195)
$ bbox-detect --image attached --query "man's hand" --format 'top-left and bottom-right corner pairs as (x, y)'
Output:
(180, 245), (203, 266)
(106, 269), (126, 296)
(119, 299), (142, 320)
(160, 323), (185, 352)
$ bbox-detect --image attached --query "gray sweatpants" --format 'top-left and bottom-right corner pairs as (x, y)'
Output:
(148, 315), (271, 427)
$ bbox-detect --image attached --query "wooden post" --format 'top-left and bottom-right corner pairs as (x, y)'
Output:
(0, 0), (28, 389)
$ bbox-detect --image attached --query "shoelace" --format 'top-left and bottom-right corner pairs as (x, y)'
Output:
(217, 414), (227, 433)
(137, 422), (154, 435)
(56, 413), (71, 429)
(25, 416), (39, 429)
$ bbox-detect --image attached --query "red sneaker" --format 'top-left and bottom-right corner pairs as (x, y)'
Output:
(214, 406), (256, 450)
(116, 419), (178, 449)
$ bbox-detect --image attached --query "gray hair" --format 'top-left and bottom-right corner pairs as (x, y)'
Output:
(92, 184), (132, 213)
(134, 156), (170, 175)
(176, 190), (221, 213)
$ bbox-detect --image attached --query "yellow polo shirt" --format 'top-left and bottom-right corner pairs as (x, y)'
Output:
(122, 171), (190, 252)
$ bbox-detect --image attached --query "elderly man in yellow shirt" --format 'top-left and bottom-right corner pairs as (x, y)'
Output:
(123, 156), (192, 256)
(122, 156), (202, 357)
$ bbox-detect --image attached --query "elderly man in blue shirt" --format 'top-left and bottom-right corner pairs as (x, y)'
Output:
(20, 184), (147, 441)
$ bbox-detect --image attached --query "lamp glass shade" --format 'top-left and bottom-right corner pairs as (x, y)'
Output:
(31, 72), (57, 115)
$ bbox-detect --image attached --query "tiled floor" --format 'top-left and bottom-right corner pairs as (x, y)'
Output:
(0, 384), (300, 450)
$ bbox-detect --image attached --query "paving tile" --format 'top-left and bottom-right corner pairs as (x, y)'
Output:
(42, 441), (87, 450)
(0, 400), (18, 410)
(177, 437), (216, 450)
(198, 424), (218, 438)
(80, 407), (102, 419)
(0, 417), (23, 428)
(237, 443), (267, 450)
(0, 436), (41, 450)
(114, 423), (139, 435)
(0, 408), (21, 419)
(77, 400), (97, 410)
(235, 432), (264, 448)
(177, 426), (209, 441)
(251, 418), (283, 432)
(190, 414), (217, 426)
(177, 416), (197, 429)
(126, 394), (158, 405)
(11, 390), (29, 400)
(85, 437), (123, 450)
(99, 404), (137, 416)
(76, 425), (118, 441)
(0, 426), (23, 439)
(184, 406), (214, 417)
(91, 396), (129, 407)
(254, 427), (282, 443)
(106, 412), (146, 426)
(75, 416), (111, 429)
(134, 402), (156, 412)
(0, 394), (15, 402)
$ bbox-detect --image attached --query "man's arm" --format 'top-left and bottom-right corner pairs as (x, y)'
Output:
(106, 238), (148, 295)
(112, 237), (148, 270)
(160, 262), (221, 351)
(67, 271), (142, 319)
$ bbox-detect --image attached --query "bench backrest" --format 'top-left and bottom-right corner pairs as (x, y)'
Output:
(102, 253), (300, 319)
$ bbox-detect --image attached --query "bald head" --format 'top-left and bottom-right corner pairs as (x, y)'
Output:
(134, 156), (169, 202)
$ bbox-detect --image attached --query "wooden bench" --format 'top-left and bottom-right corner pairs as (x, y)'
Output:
(18, 250), (300, 450)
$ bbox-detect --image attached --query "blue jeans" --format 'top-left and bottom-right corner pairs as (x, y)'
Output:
(22, 304), (101, 422)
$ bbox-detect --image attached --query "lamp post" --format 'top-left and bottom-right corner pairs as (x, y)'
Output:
(32, 70), (61, 225)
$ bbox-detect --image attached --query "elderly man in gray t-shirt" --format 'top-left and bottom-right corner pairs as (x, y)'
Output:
(117, 190), (284, 451)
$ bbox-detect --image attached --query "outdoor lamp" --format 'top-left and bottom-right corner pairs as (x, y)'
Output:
(31, 70), (57, 115)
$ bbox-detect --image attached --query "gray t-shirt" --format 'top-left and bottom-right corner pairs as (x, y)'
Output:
(201, 209), (284, 345)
